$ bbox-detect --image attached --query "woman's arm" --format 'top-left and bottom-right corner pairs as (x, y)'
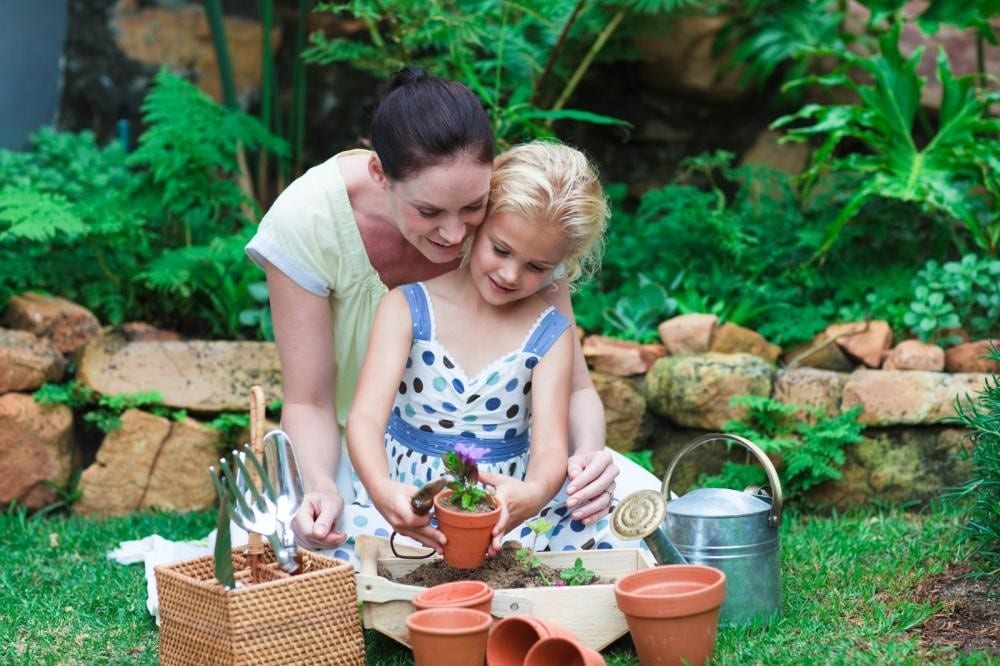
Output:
(481, 329), (572, 551)
(265, 262), (347, 549)
(538, 282), (619, 523)
(347, 289), (446, 552)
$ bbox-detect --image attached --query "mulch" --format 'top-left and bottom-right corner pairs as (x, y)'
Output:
(912, 563), (999, 656)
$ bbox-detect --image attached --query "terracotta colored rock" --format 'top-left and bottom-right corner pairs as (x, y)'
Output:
(75, 409), (219, 516)
(883, 340), (945, 372)
(583, 335), (666, 376)
(709, 322), (782, 364)
(739, 129), (810, 175)
(658, 314), (718, 356)
(1, 292), (101, 355)
(592, 371), (647, 453)
(825, 320), (894, 368)
(772, 368), (848, 421)
(783, 332), (856, 372)
(945, 340), (1000, 374)
(0, 393), (74, 509)
(841, 369), (990, 426)
(644, 353), (775, 430)
(115, 321), (183, 342)
(76, 331), (282, 412)
(110, 0), (282, 105)
(0, 328), (66, 392)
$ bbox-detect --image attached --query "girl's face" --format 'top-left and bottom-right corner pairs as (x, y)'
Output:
(468, 210), (569, 306)
(375, 154), (492, 264)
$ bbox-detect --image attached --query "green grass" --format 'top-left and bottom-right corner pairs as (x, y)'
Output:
(0, 502), (991, 665)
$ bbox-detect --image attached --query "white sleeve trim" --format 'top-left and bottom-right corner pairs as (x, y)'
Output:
(245, 233), (330, 297)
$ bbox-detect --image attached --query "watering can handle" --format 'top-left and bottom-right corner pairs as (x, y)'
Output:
(661, 433), (783, 528)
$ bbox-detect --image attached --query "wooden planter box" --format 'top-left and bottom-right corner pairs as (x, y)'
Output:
(155, 547), (365, 666)
(356, 535), (655, 651)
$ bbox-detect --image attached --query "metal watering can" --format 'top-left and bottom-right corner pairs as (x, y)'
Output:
(611, 433), (783, 626)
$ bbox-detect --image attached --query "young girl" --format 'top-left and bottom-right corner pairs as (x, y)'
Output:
(340, 141), (624, 563)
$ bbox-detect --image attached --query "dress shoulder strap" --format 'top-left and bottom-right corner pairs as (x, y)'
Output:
(400, 282), (433, 341)
(522, 307), (571, 357)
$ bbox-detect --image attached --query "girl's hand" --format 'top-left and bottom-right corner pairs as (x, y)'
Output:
(479, 471), (547, 554)
(371, 480), (445, 553)
(566, 450), (619, 524)
(292, 490), (348, 550)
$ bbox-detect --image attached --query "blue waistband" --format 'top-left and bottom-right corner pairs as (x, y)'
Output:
(387, 412), (529, 463)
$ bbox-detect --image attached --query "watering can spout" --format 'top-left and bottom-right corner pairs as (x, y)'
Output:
(610, 489), (687, 565)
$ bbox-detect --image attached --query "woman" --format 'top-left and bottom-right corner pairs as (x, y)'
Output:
(246, 68), (640, 552)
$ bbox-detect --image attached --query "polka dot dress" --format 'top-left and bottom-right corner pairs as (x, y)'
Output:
(331, 282), (646, 566)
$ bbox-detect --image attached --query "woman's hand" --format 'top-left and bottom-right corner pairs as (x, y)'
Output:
(293, 490), (348, 550)
(479, 471), (547, 554)
(371, 480), (445, 553)
(566, 449), (619, 524)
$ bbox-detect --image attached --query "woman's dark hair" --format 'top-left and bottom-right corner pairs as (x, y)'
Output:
(371, 67), (495, 181)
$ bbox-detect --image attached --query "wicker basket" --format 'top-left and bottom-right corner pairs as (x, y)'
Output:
(156, 546), (365, 665)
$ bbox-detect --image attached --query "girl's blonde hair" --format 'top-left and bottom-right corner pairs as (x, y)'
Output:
(487, 140), (608, 286)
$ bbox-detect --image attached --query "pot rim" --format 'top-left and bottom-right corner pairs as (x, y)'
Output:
(405, 607), (493, 635)
(614, 564), (726, 618)
(434, 490), (500, 525)
(414, 580), (495, 608)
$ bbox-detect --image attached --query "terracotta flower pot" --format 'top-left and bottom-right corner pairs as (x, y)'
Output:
(486, 615), (576, 666)
(434, 490), (501, 569)
(525, 636), (607, 666)
(413, 580), (495, 615)
(405, 607), (492, 666)
(614, 564), (726, 666)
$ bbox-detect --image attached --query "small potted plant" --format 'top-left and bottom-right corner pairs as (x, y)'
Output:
(433, 442), (500, 569)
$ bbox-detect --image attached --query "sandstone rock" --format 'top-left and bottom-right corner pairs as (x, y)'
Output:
(842, 369), (990, 426)
(0, 328), (66, 392)
(883, 339), (945, 371)
(634, 13), (749, 100)
(658, 313), (718, 356)
(644, 352), (775, 430)
(1, 292), (101, 355)
(825, 320), (893, 368)
(110, 0), (282, 105)
(76, 409), (218, 516)
(709, 322), (782, 364)
(592, 371), (647, 453)
(783, 332), (856, 372)
(773, 368), (849, 420)
(945, 340), (1000, 374)
(807, 427), (973, 510)
(76, 331), (282, 412)
(583, 335), (666, 377)
(0, 393), (74, 509)
(739, 129), (810, 175)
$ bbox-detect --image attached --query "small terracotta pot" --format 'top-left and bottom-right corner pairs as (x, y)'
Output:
(614, 564), (726, 666)
(434, 490), (501, 569)
(413, 580), (495, 615)
(525, 636), (607, 666)
(486, 615), (576, 666)
(405, 607), (492, 666)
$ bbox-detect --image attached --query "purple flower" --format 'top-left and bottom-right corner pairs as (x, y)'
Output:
(455, 442), (490, 464)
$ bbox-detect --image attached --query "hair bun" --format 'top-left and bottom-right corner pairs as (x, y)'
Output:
(388, 66), (429, 93)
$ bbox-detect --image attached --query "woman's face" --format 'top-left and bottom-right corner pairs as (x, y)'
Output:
(377, 154), (493, 264)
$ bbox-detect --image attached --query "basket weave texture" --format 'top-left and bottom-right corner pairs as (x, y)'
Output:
(156, 547), (365, 665)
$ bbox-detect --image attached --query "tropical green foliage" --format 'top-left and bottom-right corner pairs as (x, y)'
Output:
(697, 395), (864, 499)
(773, 22), (1000, 257)
(951, 346), (1000, 579)
(905, 254), (1000, 344)
(303, 0), (700, 146)
(0, 70), (285, 338)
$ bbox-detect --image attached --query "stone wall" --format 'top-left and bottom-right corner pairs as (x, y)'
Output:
(1, 293), (991, 515)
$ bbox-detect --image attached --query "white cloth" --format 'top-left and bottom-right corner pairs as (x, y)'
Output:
(108, 525), (249, 625)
